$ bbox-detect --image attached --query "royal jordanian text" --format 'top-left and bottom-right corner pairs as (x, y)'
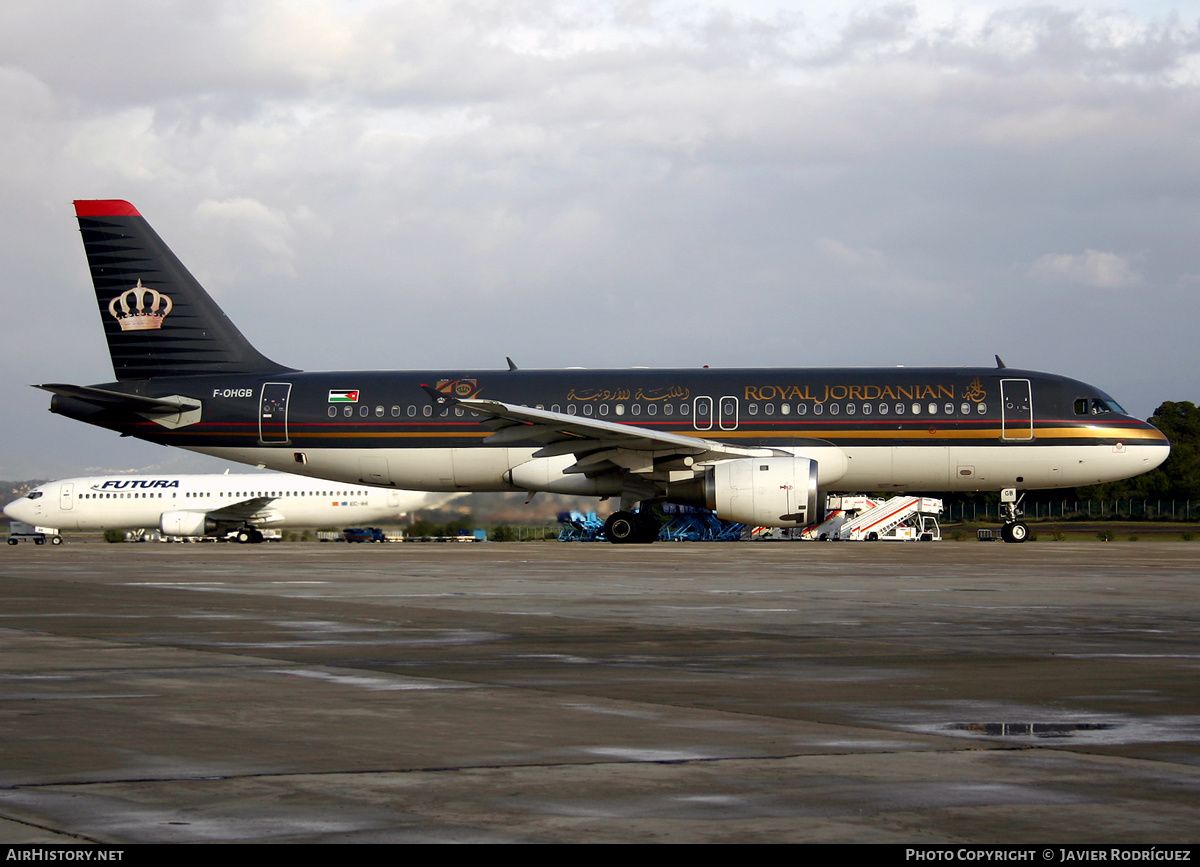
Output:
(746, 383), (962, 403)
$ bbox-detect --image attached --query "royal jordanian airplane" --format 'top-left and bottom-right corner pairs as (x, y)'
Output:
(37, 200), (1170, 544)
(3, 471), (460, 543)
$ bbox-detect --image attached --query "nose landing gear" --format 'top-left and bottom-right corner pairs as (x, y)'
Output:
(1000, 488), (1029, 543)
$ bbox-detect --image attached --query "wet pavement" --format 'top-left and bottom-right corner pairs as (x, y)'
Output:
(0, 540), (1197, 842)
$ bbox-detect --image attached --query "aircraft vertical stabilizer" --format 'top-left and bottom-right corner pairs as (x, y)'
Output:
(74, 200), (293, 381)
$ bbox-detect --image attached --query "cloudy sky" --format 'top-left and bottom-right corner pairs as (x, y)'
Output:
(1, 0), (1197, 478)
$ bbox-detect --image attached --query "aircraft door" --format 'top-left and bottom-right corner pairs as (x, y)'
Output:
(259, 382), (293, 444)
(1000, 379), (1034, 441)
(60, 483), (73, 511)
(693, 396), (713, 431)
(718, 395), (739, 431)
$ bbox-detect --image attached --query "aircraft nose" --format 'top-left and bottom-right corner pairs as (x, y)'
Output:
(3, 498), (34, 524)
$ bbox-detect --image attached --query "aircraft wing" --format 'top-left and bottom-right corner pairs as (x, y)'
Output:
(203, 496), (279, 525)
(438, 393), (786, 483)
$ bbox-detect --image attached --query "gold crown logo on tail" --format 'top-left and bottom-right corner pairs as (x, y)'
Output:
(108, 280), (173, 331)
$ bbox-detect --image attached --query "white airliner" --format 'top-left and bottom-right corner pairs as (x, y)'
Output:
(3, 472), (461, 543)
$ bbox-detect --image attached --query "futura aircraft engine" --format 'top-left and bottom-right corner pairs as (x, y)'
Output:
(159, 510), (219, 537)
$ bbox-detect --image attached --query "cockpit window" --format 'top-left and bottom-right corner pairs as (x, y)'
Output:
(26, 491), (43, 500)
(1075, 397), (1125, 416)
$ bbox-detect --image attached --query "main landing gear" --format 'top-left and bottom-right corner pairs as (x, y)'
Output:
(235, 528), (265, 544)
(603, 510), (661, 544)
(999, 488), (1029, 544)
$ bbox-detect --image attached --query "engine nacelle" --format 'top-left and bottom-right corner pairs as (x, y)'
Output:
(159, 510), (217, 537)
(706, 457), (820, 527)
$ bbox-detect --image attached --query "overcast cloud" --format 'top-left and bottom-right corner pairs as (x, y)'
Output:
(1, 0), (1197, 477)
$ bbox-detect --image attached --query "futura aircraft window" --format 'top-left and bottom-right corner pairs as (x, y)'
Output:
(748, 404), (758, 416)
(797, 403), (807, 415)
(328, 407), (337, 418)
(344, 407), (353, 418)
(663, 404), (673, 416)
(392, 406), (400, 417)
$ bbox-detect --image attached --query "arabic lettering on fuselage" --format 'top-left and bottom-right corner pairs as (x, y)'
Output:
(566, 386), (691, 402)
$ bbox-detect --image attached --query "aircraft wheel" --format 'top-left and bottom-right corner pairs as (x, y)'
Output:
(51, 536), (63, 545)
(236, 530), (253, 544)
(1005, 522), (1029, 543)
(604, 511), (640, 544)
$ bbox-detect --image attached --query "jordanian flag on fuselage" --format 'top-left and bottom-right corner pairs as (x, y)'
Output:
(328, 390), (359, 403)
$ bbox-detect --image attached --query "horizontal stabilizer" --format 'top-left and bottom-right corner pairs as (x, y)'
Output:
(36, 383), (199, 414)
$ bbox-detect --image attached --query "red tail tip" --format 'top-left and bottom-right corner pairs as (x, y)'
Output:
(74, 200), (141, 217)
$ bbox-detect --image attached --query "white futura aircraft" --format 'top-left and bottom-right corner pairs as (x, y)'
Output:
(4, 471), (461, 543)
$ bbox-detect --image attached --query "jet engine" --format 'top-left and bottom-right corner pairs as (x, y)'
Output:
(159, 510), (218, 537)
(695, 457), (820, 527)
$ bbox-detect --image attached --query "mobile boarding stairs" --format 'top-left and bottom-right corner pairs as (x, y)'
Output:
(802, 495), (942, 542)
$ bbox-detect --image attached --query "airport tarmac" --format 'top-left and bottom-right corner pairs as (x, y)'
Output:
(0, 539), (1198, 844)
